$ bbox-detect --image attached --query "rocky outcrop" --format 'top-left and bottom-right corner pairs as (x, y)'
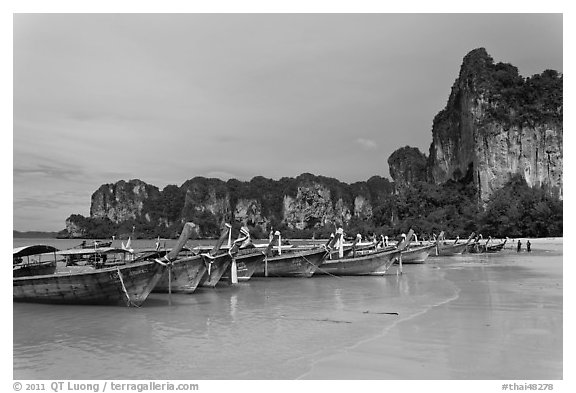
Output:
(282, 184), (336, 230)
(90, 179), (161, 222)
(81, 174), (384, 237)
(388, 146), (428, 188)
(234, 198), (268, 229)
(354, 195), (373, 219)
(183, 187), (230, 220)
(64, 216), (86, 238)
(427, 48), (563, 201)
(473, 124), (563, 201)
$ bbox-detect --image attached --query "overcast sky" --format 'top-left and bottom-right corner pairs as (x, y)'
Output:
(12, 13), (563, 231)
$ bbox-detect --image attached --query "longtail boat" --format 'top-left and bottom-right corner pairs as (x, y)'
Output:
(196, 224), (261, 288)
(401, 243), (436, 264)
(327, 234), (377, 259)
(152, 254), (206, 293)
(219, 228), (278, 283)
(13, 245), (60, 278)
(58, 247), (134, 268)
(485, 238), (508, 252)
(13, 222), (196, 306)
(252, 231), (335, 278)
(467, 235), (484, 253)
(198, 254), (234, 287)
(316, 248), (400, 276)
(13, 255), (165, 306)
(78, 240), (113, 249)
(151, 224), (233, 293)
(434, 231), (475, 256)
(317, 229), (412, 275)
(235, 250), (264, 281)
(385, 230), (435, 264)
(468, 236), (508, 253)
(222, 248), (267, 282)
(256, 248), (329, 277)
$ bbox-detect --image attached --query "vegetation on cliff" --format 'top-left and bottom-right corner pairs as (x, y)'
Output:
(479, 175), (563, 238)
(63, 171), (561, 240)
(433, 48), (563, 131)
(388, 146), (428, 186)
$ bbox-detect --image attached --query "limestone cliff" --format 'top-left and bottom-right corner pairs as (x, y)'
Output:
(234, 198), (267, 229)
(90, 179), (161, 222)
(84, 174), (383, 237)
(388, 146), (428, 188)
(64, 216), (86, 238)
(427, 48), (563, 201)
(282, 184), (337, 230)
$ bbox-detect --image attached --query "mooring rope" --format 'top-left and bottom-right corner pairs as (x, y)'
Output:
(116, 266), (139, 307)
(153, 254), (171, 266)
(200, 253), (216, 277)
(301, 253), (342, 279)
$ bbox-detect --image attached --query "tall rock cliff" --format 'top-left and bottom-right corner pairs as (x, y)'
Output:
(90, 179), (161, 222)
(388, 146), (428, 188)
(427, 48), (563, 202)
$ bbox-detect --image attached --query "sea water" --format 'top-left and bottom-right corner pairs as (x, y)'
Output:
(12, 238), (562, 380)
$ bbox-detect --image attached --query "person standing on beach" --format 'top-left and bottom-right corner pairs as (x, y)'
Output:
(527, 240), (531, 252)
(517, 239), (522, 252)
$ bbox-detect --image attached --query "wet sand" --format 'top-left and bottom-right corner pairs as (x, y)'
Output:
(300, 239), (563, 380)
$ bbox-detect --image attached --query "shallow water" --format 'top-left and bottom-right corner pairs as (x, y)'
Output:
(302, 239), (563, 379)
(13, 238), (562, 380)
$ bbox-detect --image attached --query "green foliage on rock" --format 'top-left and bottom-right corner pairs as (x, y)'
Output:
(478, 175), (563, 237)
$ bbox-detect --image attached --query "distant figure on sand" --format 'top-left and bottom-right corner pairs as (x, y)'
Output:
(517, 239), (522, 252)
(527, 240), (531, 252)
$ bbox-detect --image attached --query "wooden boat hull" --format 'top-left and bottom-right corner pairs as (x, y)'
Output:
(467, 243), (484, 253)
(237, 252), (265, 281)
(486, 242), (507, 253)
(316, 249), (400, 276)
(198, 253), (233, 288)
(434, 242), (469, 256)
(153, 255), (206, 294)
(467, 241), (506, 254)
(81, 241), (112, 249)
(253, 248), (329, 278)
(13, 260), (165, 306)
(220, 249), (266, 282)
(401, 244), (436, 264)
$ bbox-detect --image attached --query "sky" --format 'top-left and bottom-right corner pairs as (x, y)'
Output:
(11, 12), (563, 231)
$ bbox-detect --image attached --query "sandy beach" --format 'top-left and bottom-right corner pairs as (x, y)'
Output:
(300, 239), (563, 379)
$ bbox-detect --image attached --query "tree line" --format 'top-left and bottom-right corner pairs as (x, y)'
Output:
(61, 174), (562, 240)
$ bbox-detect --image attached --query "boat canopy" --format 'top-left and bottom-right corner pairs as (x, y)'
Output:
(13, 245), (59, 258)
(57, 247), (133, 256)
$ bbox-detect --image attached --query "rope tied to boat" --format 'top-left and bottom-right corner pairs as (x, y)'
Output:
(301, 253), (342, 279)
(116, 266), (140, 307)
(153, 255), (171, 266)
(200, 253), (216, 277)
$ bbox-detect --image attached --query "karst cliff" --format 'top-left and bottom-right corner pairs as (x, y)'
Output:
(426, 48), (562, 202)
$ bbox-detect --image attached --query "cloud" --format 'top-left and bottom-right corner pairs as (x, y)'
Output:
(355, 138), (378, 150)
(13, 163), (83, 180)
